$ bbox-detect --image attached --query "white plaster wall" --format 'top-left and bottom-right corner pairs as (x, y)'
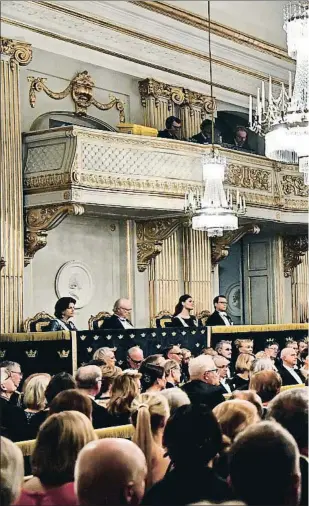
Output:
(19, 48), (143, 133)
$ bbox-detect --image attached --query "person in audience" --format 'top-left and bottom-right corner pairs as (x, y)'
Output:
(297, 339), (308, 368)
(93, 346), (117, 366)
(0, 360), (23, 407)
(250, 356), (277, 374)
(107, 371), (141, 426)
(75, 365), (110, 429)
(181, 355), (225, 409)
(75, 438), (147, 506)
(230, 353), (255, 390)
(213, 399), (260, 478)
(164, 359), (181, 388)
(157, 116), (182, 140)
(131, 393), (170, 488)
(49, 297), (77, 331)
(300, 353), (309, 381)
(160, 387), (190, 415)
(266, 387), (308, 505)
(94, 363), (122, 407)
(162, 345), (183, 365)
(213, 355), (232, 394)
(142, 354), (166, 367)
(140, 364), (166, 393)
(180, 348), (191, 382)
(49, 389), (93, 419)
(278, 348), (305, 385)
(285, 337), (298, 352)
(102, 298), (133, 329)
(233, 126), (249, 149)
(143, 404), (231, 505)
(206, 295), (233, 326)
(229, 421), (301, 506)
(215, 340), (234, 377)
(230, 389), (264, 419)
(264, 339), (279, 365)
(202, 347), (218, 357)
(0, 367), (28, 441)
(190, 119), (221, 145)
(249, 370), (282, 405)
(16, 411), (96, 506)
(127, 346), (144, 370)
(234, 338), (254, 355)
(171, 294), (198, 327)
(28, 372), (76, 438)
(0, 436), (24, 506)
(23, 373), (50, 422)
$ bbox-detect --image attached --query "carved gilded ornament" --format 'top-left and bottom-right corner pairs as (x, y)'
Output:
(283, 236), (308, 278)
(136, 219), (184, 272)
(225, 165), (272, 192)
(28, 70), (125, 120)
(0, 37), (32, 69)
(24, 204), (84, 266)
(281, 175), (308, 197)
(211, 224), (260, 266)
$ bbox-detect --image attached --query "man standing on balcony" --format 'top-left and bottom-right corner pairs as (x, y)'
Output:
(206, 295), (234, 327)
(158, 116), (182, 140)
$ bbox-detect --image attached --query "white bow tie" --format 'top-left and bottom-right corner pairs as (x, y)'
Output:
(219, 312), (227, 317)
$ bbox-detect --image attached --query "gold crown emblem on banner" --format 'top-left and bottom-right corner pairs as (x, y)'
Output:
(0, 350), (6, 358)
(25, 349), (37, 358)
(57, 349), (70, 359)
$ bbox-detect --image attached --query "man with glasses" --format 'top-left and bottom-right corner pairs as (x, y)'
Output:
(126, 346), (144, 370)
(158, 116), (182, 140)
(182, 355), (225, 409)
(206, 295), (233, 327)
(102, 298), (134, 330)
(215, 340), (234, 378)
(0, 360), (23, 406)
(213, 355), (232, 394)
(164, 359), (181, 388)
(163, 345), (183, 365)
(0, 367), (28, 441)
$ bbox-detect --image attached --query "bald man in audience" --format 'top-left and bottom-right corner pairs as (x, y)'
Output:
(278, 348), (305, 386)
(75, 438), (147, 506)
(75, 365), (109, 429)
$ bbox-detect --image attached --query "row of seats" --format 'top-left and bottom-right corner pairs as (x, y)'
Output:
(23, 309), (211, 332)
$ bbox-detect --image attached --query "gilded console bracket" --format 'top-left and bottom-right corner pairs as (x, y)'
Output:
(283, 236), (308, 278)
(211, 224), (260, 266)
(28, 70), (125, 120)
(136, 218), (185, 272)
(24, 204), (84, 266)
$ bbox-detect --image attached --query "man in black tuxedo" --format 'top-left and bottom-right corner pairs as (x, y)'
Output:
(278, 348), (305, 386)
(206, 295), (233, 327)
(102, 298), (134, 330)
(75, 365), (110, 429)
(157, 116), (182, 140)
(182, 355), (225, 409)
(190, 119), (221, 145)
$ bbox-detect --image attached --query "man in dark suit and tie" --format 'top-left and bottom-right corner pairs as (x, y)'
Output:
(182, 355), (225, 409)
(102, 298), (134, 330)
(278, 348), (305, 386)
(190, 119), (221, 145)
(206, 295), (233, 327)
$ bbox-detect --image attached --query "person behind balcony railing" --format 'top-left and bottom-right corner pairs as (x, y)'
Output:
(171, 294), (199, 327)
(206, 295), (234, 327)
(190, 119), (222, 145)
(229, 126), (253, 153)
(0, 367), (28, 442)
(49, 297), (77, 331)
(102, 298), (134, 330)
(157, 116), (182, 140)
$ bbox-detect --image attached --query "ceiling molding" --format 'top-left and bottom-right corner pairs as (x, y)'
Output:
(131, 0), (292, 64)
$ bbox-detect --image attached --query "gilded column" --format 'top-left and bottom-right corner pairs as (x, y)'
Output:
(272, 236), (285, 323)
(292, 251), (308, 323)
(0, 38), (32, 332)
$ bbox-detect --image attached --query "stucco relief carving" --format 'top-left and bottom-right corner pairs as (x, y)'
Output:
(283, 236), (308, 278)
(281, 175), (308, 197)
(225, 164), (272, 192)
(0, 37), (32, 69)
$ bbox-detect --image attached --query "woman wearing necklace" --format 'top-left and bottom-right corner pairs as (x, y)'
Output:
(49, 297), (78, 331)
(171, 294), (199, 328)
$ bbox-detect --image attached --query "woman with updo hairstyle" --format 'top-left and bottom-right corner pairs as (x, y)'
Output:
(171, 294), (199, 327)
(49, 297), (77, 331)
(131, 393), (170, 488)
(140, 363), (166, 393)
(234, 338), (254, 355)
(106, 371), (141, 426)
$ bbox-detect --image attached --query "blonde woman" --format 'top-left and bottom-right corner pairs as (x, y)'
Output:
(230, 353), (255, 390)
(234, 339), (254, 355)
(15, 411), (96, 506)
(95, 363), (122, 408)
(107, 371), (141, 426)
(131, 393), (170, 489)
(23, 374), (51, 423)
(0, 436), (24, 506)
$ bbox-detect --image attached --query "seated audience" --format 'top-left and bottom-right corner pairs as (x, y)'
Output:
(28, 372), (76, 438)
(102, 298), (133, 329)
(206, 295), (234, 327)
(0, 367), (28, 441)
(93, 363), (122, 407)
(230, 353), (255, 390)
(49, 297), (77, 331)
(171, 294), (198, 327)
(249, 370), (282, 405)
(0, 436), (24, 506)
(142, 354), (166, 367)
(131, 393), (170, 488)
(127, 346), (144, 370)
(15, 411), (96, 506)
(215, 340), (233, 377)
(49, 389), (92, 420)
(157, 116), (182, 140)
(263, 339), (279, 366)
(162, 345), (183, 365)
(229, 421), (301, 506)
(285, 338), (298, 352)
(180, 348), (191, 383)
(202, 347), (218, 357)
(190, 119), (221, 145)
(230, 389), (264, 418)
(250, 356), (277, 374)
(23, 374), (50, 422)
(266, 388), (308, 505)
(93, 346), (116, 366)
(300, 353), (309, 380)
(0, 360), (23, 407)
(107, 371), (141, 426)
(181, 355), (225, 409)
(232, 126), (250, 150)
(213, 355), (232, 393)
(143, 404), (231, 505)
(297, 339), (308, 367)
(140, 364), (166, 393)
(279, 348), (305, 385)
(75, 365), (110, 429)
(160, 387), (190, 415)
(75, 438), (147, 506)
(164, 359), (181, 388)
(234, 338), (254, 355)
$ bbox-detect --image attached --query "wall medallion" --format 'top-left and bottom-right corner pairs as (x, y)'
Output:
(55, 261), (93, 309)
(226, 283), (241, 318)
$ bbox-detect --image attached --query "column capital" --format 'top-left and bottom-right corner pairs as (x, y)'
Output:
(1, 37), (32, 69)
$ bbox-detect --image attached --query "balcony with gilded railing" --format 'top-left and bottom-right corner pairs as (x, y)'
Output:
(23, 126), (308, 223)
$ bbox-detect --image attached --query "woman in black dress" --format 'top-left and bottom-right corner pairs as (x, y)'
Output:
(171, 294), (199, 328)
(49, 297), (77, 331)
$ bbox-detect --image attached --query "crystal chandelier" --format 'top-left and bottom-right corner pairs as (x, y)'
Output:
(184, 1), (246, 237)
(249, 1), (309, 183)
